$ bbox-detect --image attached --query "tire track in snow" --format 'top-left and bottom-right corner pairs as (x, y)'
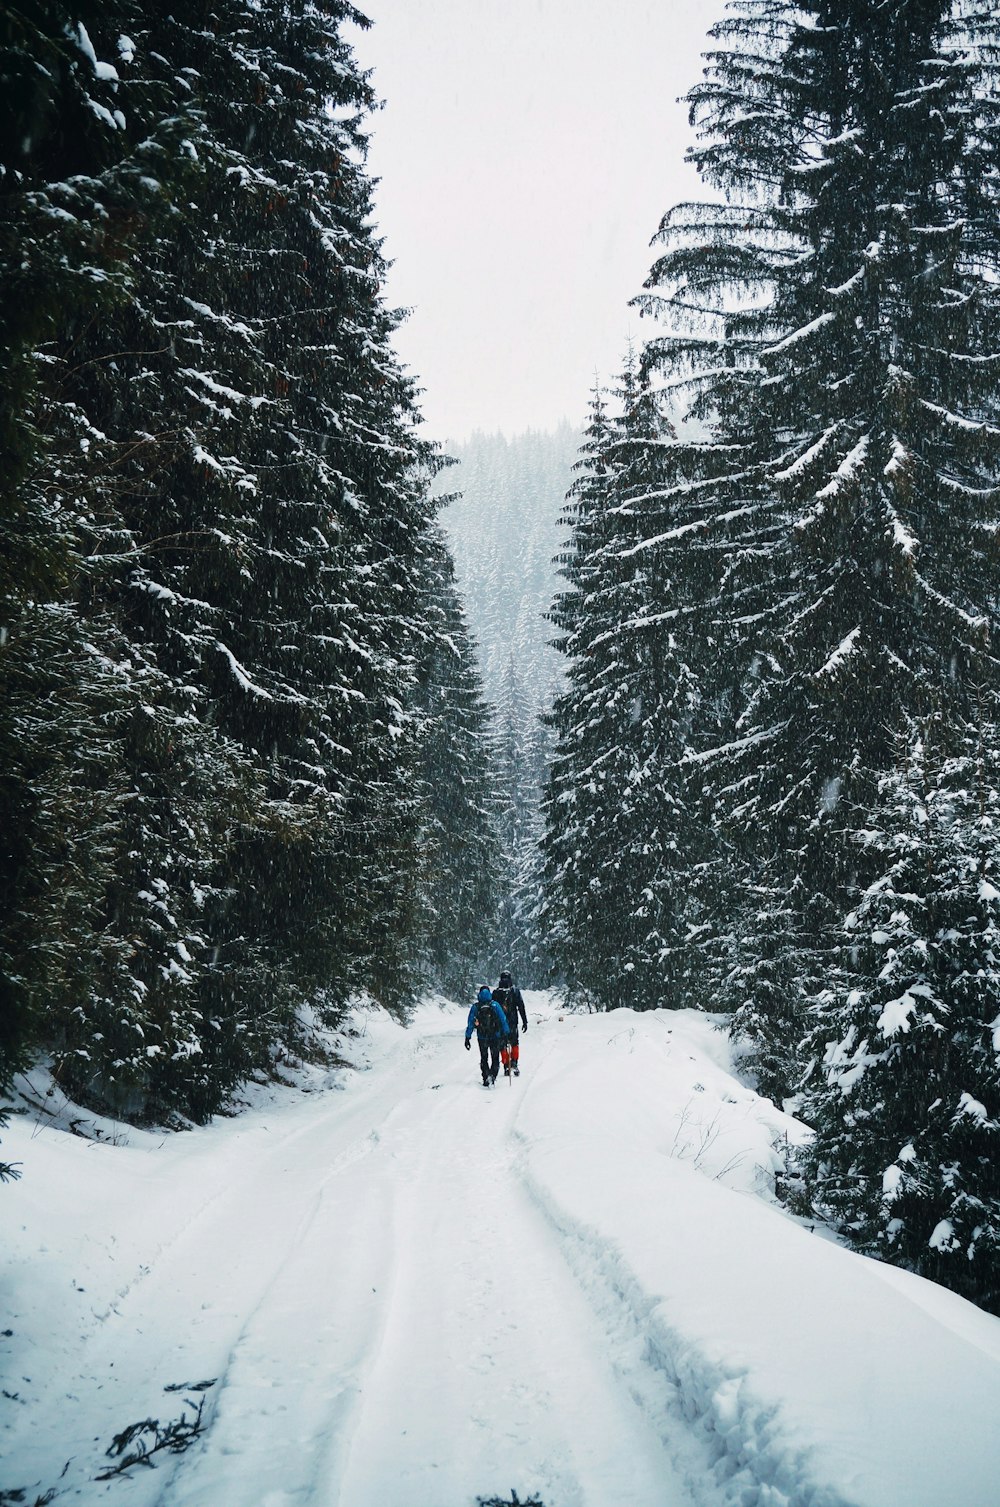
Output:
(509, 1041), (822, 1507)
(9, 1061), (405, 1505)
(23, 1012), (706, 1507)
(145, 1085), (442, 1506)
(513, 1151), (726, 1507)
(90, 1028), (417, 1333)
(322, 1029), (699, 1507)
(155, 1156), (401, 1507)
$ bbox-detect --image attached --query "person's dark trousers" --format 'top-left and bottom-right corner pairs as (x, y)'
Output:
(478, 1034), (501, 1082)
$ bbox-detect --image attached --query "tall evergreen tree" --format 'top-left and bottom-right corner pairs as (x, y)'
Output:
(634, 0), (1000, 1087)
(800, 712), (1000, 1311)
(604, 358), (723, 1010)
(1, 2), (458, 1119)
(0, 3), (199, 1112)
(492, 653), (549, 984)
(411, 527), (500, 997)
(625, 0), (1000, 1303)
(541, 385), (623, 1005)
(542, 359), (724, 1011)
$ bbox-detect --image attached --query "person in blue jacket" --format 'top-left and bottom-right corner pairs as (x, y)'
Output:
(465, 984), (509, 1086)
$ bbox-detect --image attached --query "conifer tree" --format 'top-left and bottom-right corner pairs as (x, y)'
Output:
(493, 654), (549, 984)
(2, 2), (448, 1117)
(542, 360), (723, 1010)
(624, 0), (1000, 1304)
(800, 713), (1000, 1311)
(102, 0), (436, 1092)
(411, 528), (500, 997)
(604, 359), (723, 1010)
(636, 0), (1000, 1089)
(0, 2), (199, 1110)
(541, 386), (623, 1004)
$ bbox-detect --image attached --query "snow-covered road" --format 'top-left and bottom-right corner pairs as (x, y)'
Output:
(4, 999), (698, 1507)
(5, 995), (1000, 1507)
(155, 1012), (693, 1507)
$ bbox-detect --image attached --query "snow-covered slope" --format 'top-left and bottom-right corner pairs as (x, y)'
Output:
(3, 997), (999, 1507)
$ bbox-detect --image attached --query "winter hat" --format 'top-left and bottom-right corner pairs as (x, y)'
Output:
(478, 985), (493, 1003)
(499, 971), (513, 986)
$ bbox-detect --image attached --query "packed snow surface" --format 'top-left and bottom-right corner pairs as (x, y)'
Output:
(4, 996), (1000, 1506)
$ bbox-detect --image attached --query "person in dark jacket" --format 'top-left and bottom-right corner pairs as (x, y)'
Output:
(493, 970), (527, 1076)
(465, 984), (509, 1086)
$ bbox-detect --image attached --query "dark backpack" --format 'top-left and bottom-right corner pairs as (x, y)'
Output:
(475, 990), (501, 1039)
(494, 986), (516, 1030)
(478, 1006), (503, 1042)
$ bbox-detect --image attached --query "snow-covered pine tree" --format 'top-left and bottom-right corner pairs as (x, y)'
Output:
(492, 653), (550, 984)
(636, 0), (1000, 1096)
(543, 368), (708, 1010)
(800, 711), (1000, 1311)
(601, 356), (730, 1012)
(410, 526), (501, 998)
(0, 2), (210, 1114)
(2, 1), (447, 1117)
(89, 0), (441, 1087)
(541, 385), (624, 1005)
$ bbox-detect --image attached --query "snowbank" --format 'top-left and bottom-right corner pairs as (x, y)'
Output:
(516, 1006), (1000, 1507)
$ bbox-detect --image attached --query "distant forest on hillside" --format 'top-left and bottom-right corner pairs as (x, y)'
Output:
(439, 424), (578, 985)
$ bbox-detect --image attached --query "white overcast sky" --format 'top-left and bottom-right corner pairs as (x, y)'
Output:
(349, 1), (717, 443)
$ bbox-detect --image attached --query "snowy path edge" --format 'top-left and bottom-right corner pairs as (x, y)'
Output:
(510, 1007), (1000, 1507)
(515, 1146), (852, 1507)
